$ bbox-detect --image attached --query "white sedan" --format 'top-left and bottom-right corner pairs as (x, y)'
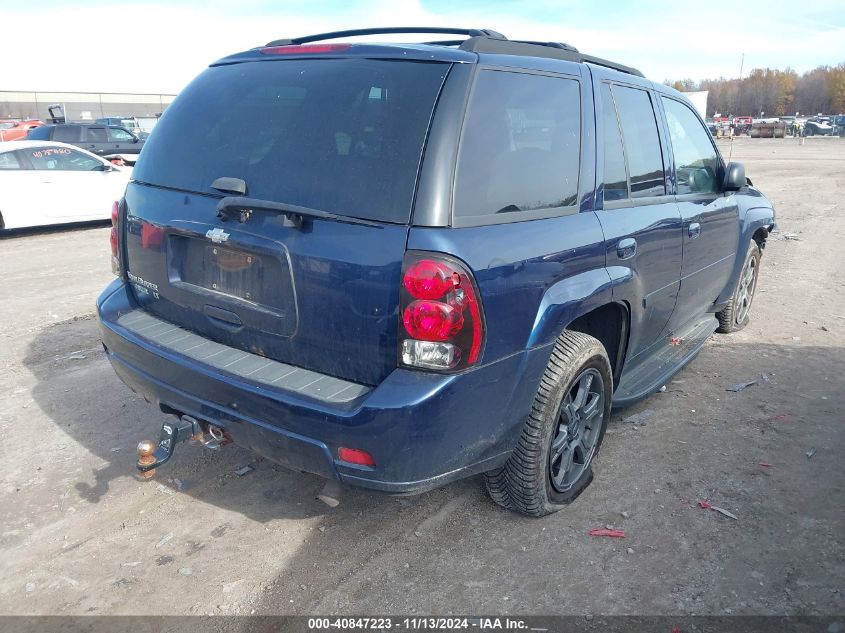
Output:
(0, 140), (130, 230)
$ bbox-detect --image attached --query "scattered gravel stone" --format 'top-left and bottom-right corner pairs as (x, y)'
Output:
(155, 533), (174, 548)
(623, 410), (654, 425)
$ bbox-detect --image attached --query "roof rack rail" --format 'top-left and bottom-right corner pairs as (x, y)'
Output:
(265, 27), (506, 47)
(579, 54), (644, 78)
(457, 37), (643, 77)
(263, 27), (643, 77)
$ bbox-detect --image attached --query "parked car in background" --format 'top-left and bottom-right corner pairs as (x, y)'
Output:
(0, 119), (43, 142)
(98, 27), (775, 516)
(803, 117), (833, 136)
(0, 141), (130, 231)
(831, 115), (845, 136)
(27, 123), (145, 164)
(96, 117), (150, 140)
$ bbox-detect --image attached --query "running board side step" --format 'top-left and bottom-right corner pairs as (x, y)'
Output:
(612, 316), (718, 408)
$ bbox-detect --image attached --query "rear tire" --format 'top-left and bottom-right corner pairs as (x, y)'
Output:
(716, 242), (761, 333)
(484, 331), (612, 517)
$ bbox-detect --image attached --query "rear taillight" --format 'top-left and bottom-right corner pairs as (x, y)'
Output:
(110, 200), (120, 275)
(399, 252), (485, 372)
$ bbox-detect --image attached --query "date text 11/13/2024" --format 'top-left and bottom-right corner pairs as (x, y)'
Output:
(307, 618), (535, 631)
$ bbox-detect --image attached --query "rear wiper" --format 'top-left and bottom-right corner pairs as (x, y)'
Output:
(216, 196), (382, 228)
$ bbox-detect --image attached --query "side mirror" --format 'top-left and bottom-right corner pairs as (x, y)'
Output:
(131, 135), (140, 143)
(723, 161), (746, 191)
(93, 163), (114, 172)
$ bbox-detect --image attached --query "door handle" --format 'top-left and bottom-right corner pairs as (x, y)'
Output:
(616, 237), (637, 260)
(688, 222), (702, 239)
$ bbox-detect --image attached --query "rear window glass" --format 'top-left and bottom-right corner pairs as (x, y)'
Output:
(133, 59), (450, 224)
(454, 70), (581, 221)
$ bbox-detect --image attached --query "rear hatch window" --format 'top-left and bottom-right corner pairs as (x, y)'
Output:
(123, 58), (451, 387)
(133, 58), (450, 223)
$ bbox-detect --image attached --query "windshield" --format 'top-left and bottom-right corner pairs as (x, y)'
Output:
(134, 59), (450, 224)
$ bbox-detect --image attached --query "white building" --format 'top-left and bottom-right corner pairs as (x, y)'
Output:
(0, 90), (175, 121)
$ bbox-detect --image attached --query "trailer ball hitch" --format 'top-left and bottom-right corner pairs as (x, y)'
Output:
(137, 415), (203, 478)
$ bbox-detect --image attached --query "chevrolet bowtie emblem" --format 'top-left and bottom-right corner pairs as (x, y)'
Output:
(206, 228), (230, 244)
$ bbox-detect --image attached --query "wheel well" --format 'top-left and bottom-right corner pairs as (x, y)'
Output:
(752, 226), (768, 249)
(567, 302), (629, 386)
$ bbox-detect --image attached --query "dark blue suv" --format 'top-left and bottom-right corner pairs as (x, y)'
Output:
(97, 28), (775, 516)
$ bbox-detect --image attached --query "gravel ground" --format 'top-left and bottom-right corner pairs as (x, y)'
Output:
(0, 137), (842, 617)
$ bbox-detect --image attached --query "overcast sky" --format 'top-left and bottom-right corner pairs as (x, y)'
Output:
(2, 0), (843, 94)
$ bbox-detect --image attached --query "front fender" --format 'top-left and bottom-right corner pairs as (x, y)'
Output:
(526, 267), (615, 349)
(741, 204), (776, 241)
(716, 203), (776, 304)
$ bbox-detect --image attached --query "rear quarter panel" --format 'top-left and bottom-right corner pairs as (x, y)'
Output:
(406, 213), (610, 462)
(407, 212), (609, 364)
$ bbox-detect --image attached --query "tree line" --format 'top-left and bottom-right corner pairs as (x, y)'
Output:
(666, 63), (845, 118)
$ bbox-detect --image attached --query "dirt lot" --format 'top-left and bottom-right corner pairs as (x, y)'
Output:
(0, 138), (843, 617)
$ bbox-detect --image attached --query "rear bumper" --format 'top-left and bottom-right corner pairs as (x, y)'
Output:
(97, 279), (550, 494)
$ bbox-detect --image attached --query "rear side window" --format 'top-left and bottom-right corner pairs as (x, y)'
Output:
(611, 85), (665, 198)
(662, 97), (721, 195)
(86, 127), (107, 142)
(133, 59), (450, 224)
(53, 125), (82, 142)
(600, 84), (628, 202)
(454, 69), (581, 222)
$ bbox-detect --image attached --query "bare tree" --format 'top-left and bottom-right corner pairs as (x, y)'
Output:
(665, 63), (843, 116)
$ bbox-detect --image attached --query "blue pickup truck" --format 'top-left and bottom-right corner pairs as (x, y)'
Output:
(97, 28), (775, 516)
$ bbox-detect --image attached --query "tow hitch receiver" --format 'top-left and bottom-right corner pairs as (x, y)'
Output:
(137, 415), (204, 478)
